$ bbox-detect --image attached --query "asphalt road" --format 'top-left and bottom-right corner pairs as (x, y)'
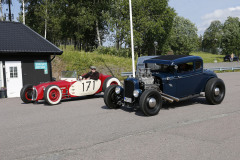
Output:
(0, 72), (240, 160)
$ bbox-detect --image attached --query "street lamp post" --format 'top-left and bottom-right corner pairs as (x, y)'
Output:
(129, 0), (135, 78)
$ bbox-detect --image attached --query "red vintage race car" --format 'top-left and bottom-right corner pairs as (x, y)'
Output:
(20, 71), (120, 105)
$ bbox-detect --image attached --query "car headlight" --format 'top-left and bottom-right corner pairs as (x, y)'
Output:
(133, 89), (140, 98)
(115, 87), (121, 94)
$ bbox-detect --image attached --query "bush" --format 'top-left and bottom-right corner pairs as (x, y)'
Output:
(95, 46), (131, 58)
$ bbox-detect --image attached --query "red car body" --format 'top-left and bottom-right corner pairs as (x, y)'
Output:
(20, 73), (120, 105)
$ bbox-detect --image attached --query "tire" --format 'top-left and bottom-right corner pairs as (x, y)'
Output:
(20, 84), (34, 103)
(44, 85), (62, 105)
(139, 89), (162, 116)
(102, 77), (121, 92)
(205, 78), (225, 105)
(104, 85), (122, 109)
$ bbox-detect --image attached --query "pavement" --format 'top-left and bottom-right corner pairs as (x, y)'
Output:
(0, 72), (240, 160)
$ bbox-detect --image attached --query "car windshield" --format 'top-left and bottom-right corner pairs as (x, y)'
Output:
(145, 63), (173, 73)
(61, 71), (77, 78)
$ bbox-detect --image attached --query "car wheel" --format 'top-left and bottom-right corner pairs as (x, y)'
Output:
(44, 85), (62, 105)
(20, 84), (34, 103)
(102, 77), (121, 92)
(205, 78), (225, 105)
(104, 85), (122, 109)
(139, 89), (162, 116)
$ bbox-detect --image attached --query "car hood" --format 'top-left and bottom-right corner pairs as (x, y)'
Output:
(34, 80), (74, 90)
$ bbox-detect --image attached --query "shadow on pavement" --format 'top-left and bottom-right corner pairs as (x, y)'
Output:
(101, 97), (209, 117)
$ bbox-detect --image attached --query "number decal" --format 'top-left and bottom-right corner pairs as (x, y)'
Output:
(86, 81), (91, 91)
(82, 82), (84, 92)
(69, 80), (101, 96)
(82, 81), (92, 92)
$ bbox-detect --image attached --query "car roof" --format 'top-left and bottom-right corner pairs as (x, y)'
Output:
(143, 55), (203, 65)
(137, 56), (158, 64)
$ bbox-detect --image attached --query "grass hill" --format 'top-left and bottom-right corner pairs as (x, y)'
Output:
(52, 47), (133, 81)
(190, 52), (224, 63)
(52, 47), (225, 81)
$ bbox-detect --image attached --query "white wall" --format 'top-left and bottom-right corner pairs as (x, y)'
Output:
(0, 61), (4, 88)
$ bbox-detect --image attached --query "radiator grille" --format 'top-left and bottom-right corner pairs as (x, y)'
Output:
(124, 80), (135, 98)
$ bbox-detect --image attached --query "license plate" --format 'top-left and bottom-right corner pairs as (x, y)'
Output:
(124, 97), (132, 103)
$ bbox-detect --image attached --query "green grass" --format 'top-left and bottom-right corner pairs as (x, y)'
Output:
(190, 52), (225, 63)
(53, 47), (133, 81)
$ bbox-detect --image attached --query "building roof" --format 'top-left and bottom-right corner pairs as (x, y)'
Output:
(144, 55), (203, 65)
(0, 21), (63, 55)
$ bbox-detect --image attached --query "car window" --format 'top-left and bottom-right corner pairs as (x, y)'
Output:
(177, 62), (194, 73)
(195, 61), (202, 70)
(146, 63), (172, 73)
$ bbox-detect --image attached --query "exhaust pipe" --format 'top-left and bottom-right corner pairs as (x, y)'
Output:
(161, 95), (174, 103)
(161, 92), (179, 102)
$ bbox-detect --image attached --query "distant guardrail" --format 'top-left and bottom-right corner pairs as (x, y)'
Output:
(207, 67), (240, 71)
(121, 67), (240, 77)
(121, 72), (133, 77)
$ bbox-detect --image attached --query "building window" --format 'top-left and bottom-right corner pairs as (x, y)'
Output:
(10, 66), (18, 78)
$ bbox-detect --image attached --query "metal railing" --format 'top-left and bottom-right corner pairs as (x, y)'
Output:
(121, 72), (133, 77)
(207, 67), (240, 71)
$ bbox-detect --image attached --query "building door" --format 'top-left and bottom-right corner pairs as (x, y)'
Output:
(0, 61), (4, 88)
(5, 61), (23, 98)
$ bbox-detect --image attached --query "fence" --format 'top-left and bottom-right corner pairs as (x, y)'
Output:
(207, 67), (240, 71)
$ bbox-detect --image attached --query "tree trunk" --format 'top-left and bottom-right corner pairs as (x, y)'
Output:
(96, 20), (101, 47)
(8, 0), (11, 21)
(44, 0), (48, 39)
(0, 1), (3, 21)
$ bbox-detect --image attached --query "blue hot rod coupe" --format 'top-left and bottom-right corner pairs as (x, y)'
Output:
(104, 55), (226, 116)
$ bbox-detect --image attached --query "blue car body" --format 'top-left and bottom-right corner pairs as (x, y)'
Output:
(104, 55), (225, 116)
(125, 55), (216, 99)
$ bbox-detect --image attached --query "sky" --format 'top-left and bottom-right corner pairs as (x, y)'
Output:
(169, 0), (240, 35)
(2, 0), (240, 36)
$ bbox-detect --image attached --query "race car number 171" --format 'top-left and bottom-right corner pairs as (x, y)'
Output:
(69, 80), (101, 96)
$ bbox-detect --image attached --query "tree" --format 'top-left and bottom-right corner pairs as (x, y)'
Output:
(221, 17), (240, 56)
(0, 0), (3, 21)
(1, 0), (12, 21)
(202, 20), (223, 54)
(169, 16), (198, 55)
(108, 0), (175, 56)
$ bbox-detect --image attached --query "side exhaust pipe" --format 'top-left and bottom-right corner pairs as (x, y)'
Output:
(161, 95), (174, 103)
(161, 92), (180, 102)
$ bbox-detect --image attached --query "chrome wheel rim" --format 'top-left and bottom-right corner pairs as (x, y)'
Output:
(214, 87), (220, 96)
(148, 98), (157, 108)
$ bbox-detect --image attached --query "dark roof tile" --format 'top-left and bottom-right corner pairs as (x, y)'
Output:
(0, 21), (63, 55)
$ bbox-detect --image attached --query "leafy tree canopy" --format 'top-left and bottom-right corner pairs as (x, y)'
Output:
(169, 16), (198, 55)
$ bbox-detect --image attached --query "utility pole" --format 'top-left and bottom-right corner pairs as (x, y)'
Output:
(22, 0), (25, 24)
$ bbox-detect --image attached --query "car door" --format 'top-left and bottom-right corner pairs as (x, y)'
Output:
(176, 61), (203, 98)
